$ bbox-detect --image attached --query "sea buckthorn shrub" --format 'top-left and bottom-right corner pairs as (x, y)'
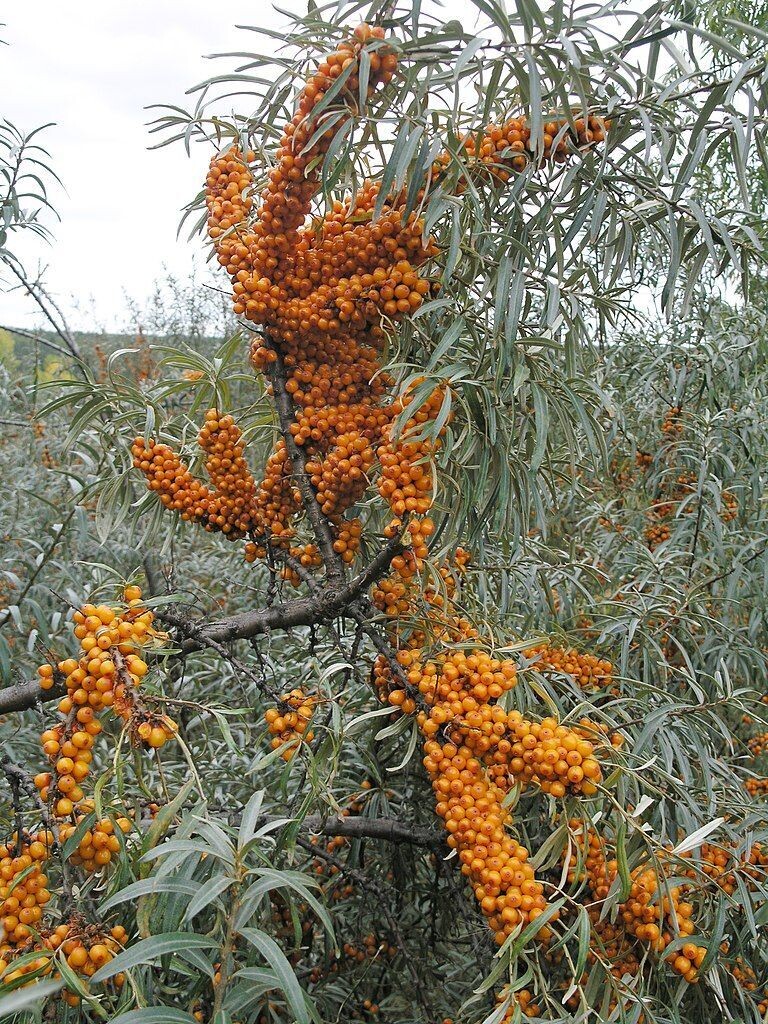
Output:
(3, 2), (768, 1024)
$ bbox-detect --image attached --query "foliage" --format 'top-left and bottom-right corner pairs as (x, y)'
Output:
(1, 3), (768, 1024)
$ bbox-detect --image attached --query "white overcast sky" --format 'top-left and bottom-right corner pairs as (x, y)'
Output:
(1, 0), (473, 334)
(0, 1), (280, 332)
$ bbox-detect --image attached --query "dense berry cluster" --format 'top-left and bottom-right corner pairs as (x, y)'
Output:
(748, 731), (768, 756)
(661, 406), (683, 437)
(264, 688), (317, 760)
(431, 114), (608, 185)
(132, 411), (259, 540)
(0, 833), (52, 953)
(684, 841), (768, 896)
(0, 841), (126, 1005)
(59, 802), (132, 874)
(745, 776), (768, 797)
(566, 823), (707, 983)
(372, 554), (615, 947)
(34, 587), (173, 854)
(0, 588), (168, 1001)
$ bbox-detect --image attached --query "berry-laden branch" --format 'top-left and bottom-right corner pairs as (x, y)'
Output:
(125, 20), (631, 983)
(8, 19), (717, 1020)
(127, 17), (665, 984)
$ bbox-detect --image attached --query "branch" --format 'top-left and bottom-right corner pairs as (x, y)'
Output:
(1, 324), (73, 362)
(299, 814), (441, 848)
(167, 536), (403, 653)
(0, 538), (401, 715)
(295, 833), (436, 1021)
(6, 264), (84, 368)
(0, 677), (64, 714)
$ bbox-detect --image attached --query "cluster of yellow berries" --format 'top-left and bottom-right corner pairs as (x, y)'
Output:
(432, 113), (609, 186)
(0, 841), (126, 1006)
(423, 737), (551, 945)
(59, 802), (132, 874)
(0, 833), (52, 951)
(35, 587), (174, 827)
(264, 689), (317, 760)
(57, 920), (127, 1006)
(729, 957), (768, 1017)
(35, 711), (100, 818)
(684, 841), (768, 896)
(441, 987), (541, 1024)
(342, 934), (398, 964)
(522, 642), (613, 690)
(132, 411), (258, 540)
(661, 407), (684, 437)
(748, 731), (768, 756)
(370, 545), (621, 950)
(745, 777), (768, 797)
(644, 519), (672, 550)
(133, 23), (607, 585)
(720, 488), (739, 522)
(566, 823), (706, 983)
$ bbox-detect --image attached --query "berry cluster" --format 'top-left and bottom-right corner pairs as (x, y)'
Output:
(0, 833), (52, 952)
(134, 23), (607, 584)
(661, 406), (684, 437)
(58, 919), (127, 1007)
(745, 776), (768, 797)
(729, 957), (768, 1017)
(684, 841), (768, 896)
(522, 642), (613, 690)
(132, 411), (259, 540)
(342, 934), (398, 964)
(264, 688), (318, 760)
(748, 731), (768, 756)
(371, 548), (619, 948)
(0, 838), (129, 1003)
(423, 738), (550, 945)
(441, 987), (541, 1024)
(59, 802), (132, 874)
(432, 114), (609, 185)
(34, 587), (173, 868)
(566, 823), (706, 982)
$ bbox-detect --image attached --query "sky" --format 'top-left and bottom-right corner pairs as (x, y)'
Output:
(0, 0), (287, 332)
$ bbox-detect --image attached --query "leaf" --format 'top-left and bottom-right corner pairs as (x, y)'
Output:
(90, 933), (217, 984)
(672, 817), (725, 856)
(0, 978), (64, 1016)
(99, 878), (202, 915)
(183, 874), (233, 922)
(110, 1011), (198, 1024)
(238, 790), (265, 851)
(239, 928), (311, 1024)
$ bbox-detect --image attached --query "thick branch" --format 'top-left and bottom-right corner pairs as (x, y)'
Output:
(273, 814), (440, 848)
(0, 677), (64, 714)
(0, 536), (402, 714)
(168, 535), (403, 653)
